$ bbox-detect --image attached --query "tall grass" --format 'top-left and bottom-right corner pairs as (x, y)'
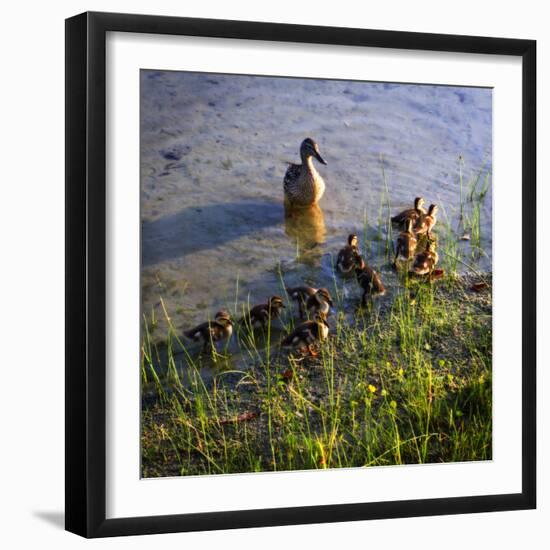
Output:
(141, 274), (492, 477)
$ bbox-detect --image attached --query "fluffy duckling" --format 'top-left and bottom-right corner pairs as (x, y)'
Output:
(286, 285), (318, 319)
(183, 310), (233, 352)
(414, 204), (438, 237)
(391, 197), (426, 227)
(336, 234), (365, 274)
(305, 288), (334, 318)
(394, 218), (418, 265)
(410, 238), (439, 275)
(281, 312), (330, 357)
(283, 138), (327, 208)
(355, 264), (386, 304)
(241, 295), (285, 329)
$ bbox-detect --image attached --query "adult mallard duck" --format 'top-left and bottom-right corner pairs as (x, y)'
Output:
(336, 234), (365, 274)
(305, 288), (334, 318)
(394, 218), (418, 265)
(414, 204), (438, 237)
(183, 310), (233, 352)
(391, 197), (427, 227)
(355, 264), (386, 304)
(283, 138), (327, 208)
(286, 285), (318, 319)
(410, 238), (439, 275)
(241, 296), (285, 329)
(281, 312), (330, 357)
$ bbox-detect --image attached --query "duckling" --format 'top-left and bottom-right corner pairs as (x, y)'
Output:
(336, 234), (365, 274)
(410, 238), (439, 275)
(281, 312), (330, 357)
(394, 218), (418, 265)
(283, 138), (327, 208)
(391, 197), (426, 227)
(286, 285), (318, 319)
(305, 288), (334, 318)
(355, 264), (386, 304)
(414, 204), (438, 237)
(241, 295), (285, 329)
(183, 310), (233, 352)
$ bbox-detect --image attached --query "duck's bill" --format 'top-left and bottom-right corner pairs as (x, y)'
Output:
(315, 151), (327, 165)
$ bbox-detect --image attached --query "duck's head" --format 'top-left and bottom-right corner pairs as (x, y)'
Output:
(216, 317), (233, 328)
(428, 204), (438, 216)
(300, 138), (327, 165)
(414, 197), (425, 210)
(268, 295), (285, 309)
(348, 233), (358, 247)
(215, 310), (233, 324)
(316, 288), (334, 307)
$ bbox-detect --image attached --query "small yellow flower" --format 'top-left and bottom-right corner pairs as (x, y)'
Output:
(398, 368), (404, 377)
(368, 384), (377, 394)
(390, 400), (397, 409)
(381, 389), (388, 397)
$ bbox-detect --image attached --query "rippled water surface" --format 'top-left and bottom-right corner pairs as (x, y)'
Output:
(141, 71), (492, 344)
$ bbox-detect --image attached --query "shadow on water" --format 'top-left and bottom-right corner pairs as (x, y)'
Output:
(142, 200), (284, 266)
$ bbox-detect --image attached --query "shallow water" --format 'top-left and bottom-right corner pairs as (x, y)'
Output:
(141, 70), (492, 347)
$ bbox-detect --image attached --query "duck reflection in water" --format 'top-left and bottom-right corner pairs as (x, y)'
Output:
(284, 202), (326, 265)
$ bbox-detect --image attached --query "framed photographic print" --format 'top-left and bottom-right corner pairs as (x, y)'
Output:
(65, 11), (536, 538)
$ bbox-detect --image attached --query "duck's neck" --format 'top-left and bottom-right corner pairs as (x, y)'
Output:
(301, 152), (315, 171)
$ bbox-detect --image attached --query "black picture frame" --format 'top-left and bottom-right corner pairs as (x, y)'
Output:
(65, 11), (536, 538)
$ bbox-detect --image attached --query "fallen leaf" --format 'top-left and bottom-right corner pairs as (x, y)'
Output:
(471, 282), (488, 292)
(430, 269), (445, 280)
(280, 368), (294, 381)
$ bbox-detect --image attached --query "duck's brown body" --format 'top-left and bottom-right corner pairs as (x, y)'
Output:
(356, 264), (386, 303)
(281, 315), (330, 356)
(286, 286), (317, 318)
(336, 234), (365, 274)
(413, 205), (438, 236)
(241, 296), (285, 328)
(391, 197), (426, 227)
(410, 241), (439, 275)
(394, 220), (418, 263)
(184, 311), (233, 352)
(284, 138), (327, 208)
(305, 288), (333, 318)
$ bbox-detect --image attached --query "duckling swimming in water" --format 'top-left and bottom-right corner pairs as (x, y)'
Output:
(281, 312), (330, 357)
(305, 288), (334, 318)
(355, 264), (386, 304)
(183, 310), (234, 352)
(241, 295), (285, 329)
(283, 138), (327, 208)
(336, 234), (365, 274)
(391, 197), (426, 227)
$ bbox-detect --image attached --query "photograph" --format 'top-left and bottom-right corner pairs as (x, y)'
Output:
(139, 69), (493, 478)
